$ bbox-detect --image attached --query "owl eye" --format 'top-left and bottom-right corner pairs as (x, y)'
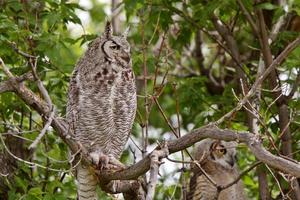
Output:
(111, 45), (120, 50)
(218, 148), (226, 155)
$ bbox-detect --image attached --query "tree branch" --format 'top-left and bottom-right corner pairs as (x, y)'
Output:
(0, 81), (13, 93)
(146, 142), (169, 200)
(236, 0), (259, 36)
(99, 125), (300, 181)
(214, 36), (300, 125)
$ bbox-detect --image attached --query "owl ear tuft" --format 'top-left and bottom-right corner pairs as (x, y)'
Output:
(121, 26), (130, 38)
(104, 19), (113, 38)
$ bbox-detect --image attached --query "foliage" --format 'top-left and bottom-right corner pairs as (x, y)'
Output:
(0, 0), (300, 199)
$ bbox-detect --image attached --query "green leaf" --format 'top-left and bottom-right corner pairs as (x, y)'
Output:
(28, 187), (43, 196)
(15, 176), (28, 193)
(255, 2), (278, 10)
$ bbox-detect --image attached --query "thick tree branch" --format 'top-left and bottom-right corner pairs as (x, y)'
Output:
(0, 72), (34, 94)
(0, 81), (13, 93)
(100, 125), (300, 181)
(101, 179), (145, 200)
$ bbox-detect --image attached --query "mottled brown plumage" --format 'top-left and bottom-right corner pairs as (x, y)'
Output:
(188, 139), (247, 200)
(66, 21), (136, 200)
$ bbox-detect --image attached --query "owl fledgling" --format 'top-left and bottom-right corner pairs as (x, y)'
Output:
(66, 21), (136, 200)
(187, 139), (247, 200)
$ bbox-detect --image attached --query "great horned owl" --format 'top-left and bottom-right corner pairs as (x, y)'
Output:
(66, 21), (136, 200)
(187, 139), (247, 200)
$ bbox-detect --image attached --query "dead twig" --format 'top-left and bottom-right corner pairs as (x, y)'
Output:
(28, 108), (55, 149)
(146, 141), (169, 200)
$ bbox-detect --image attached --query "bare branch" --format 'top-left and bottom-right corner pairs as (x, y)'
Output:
(101, 179), (145, 200)
(214, 36), (300, 125)
(0, 72), (34, 94)
(0, 132), (67, 172)
(236, 0), (259, 36)
(0, 58), (14, 78)
(100, 126), (300, 181)
(9, 41), (35, 58)
(30, 57), (53, 107)
(146, 142), (169, 200)
(287, 71), (300, 99)
(0, 81), (13, 93)
(28, 108), (55, 150)
(221, 161), (262, 190)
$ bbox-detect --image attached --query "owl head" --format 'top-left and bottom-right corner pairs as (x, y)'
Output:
(195, 139), (238, 169)
(96, 20), (131, 67)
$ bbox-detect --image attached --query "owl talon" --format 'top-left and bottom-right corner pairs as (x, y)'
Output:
(94, 153), (125, 171)
(97, 154), (110, 170)
(108, 155), (125, 169)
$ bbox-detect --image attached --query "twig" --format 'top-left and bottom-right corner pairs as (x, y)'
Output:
(146, 141), (169, 200)
(172, 83), (187, 199)
(214, 36), (300, 125)
(287, 71), (300, 99)
(166, 157), (193, 164)
(270, 9), (288, 43)
(266, 164), (286, 199)
(9, 41), (36, 58)
(0, 133), (67, 172)
(3, 130), (34, 142)
(148, 12), (161, 45)
(0, 58), (14, 78)
(193, 161), (218, 188)
(153, 96), (178, 137)
(220, 161), (261, 190)
(30, 56), (53, 106)
(28, 108), (55, 149)
(130, 136), (144, 153)
(236, 0), (259, 36)
(141, 8), (149, 159)
(164, 4), (244, 70)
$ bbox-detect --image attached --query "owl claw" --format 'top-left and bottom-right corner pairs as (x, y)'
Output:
(97, 153), (110, 170)
(94, 153), (125, 171)
(107, 155), (126, 170)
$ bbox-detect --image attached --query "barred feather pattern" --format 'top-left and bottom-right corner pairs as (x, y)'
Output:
(67, 30), (136, 200)
(189, 167), (246, 200)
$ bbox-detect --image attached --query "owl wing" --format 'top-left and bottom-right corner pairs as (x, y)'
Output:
(187, 167), (201, 200)
(66, 68), (80, 135)
(188, 164), (219, 200)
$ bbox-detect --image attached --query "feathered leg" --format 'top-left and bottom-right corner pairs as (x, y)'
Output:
(76, 164), (99, 200)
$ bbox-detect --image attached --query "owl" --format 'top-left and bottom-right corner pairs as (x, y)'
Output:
(187, 139), (247, 200)
(66, 21), (136, 200)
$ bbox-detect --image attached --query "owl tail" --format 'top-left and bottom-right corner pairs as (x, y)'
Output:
(76, 163), (99, 200)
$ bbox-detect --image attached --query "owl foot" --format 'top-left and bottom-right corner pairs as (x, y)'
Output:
(107, 155), (125, 171)
(97, 153), (110, 170)
(91, 152), (125, 171)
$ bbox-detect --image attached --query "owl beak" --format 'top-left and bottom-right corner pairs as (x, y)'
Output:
(120, 50), (130, 63)
(227, 155), (235, 167)
(121, 53), (130, 63)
